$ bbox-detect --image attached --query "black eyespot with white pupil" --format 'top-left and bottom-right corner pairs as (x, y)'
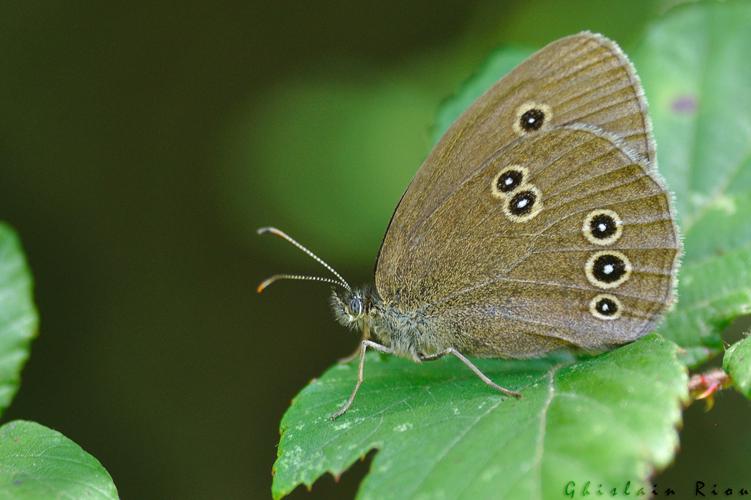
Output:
(520, 108), (545, 131)
(589, 293), (623, 320)
(509, 190), (537, 216)
(592, 254), (627, 283)
(595, 297), (618, 316)
(590, 213), (617, 239)
(496, 169), (523, 193)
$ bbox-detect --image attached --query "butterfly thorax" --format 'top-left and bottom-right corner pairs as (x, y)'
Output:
(331, 285), (447, 361)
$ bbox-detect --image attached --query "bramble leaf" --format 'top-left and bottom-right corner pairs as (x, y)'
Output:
(272, 335), (686, 499)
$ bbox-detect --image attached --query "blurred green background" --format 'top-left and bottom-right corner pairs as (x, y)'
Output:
(1, 1), (749, 498)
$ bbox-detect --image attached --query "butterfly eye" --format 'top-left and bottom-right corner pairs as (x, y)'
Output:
(583, 209), (623, 245)
(585, 251), (632, 289)
(589, 294), (623, 320)
(349, 296), (364, 316)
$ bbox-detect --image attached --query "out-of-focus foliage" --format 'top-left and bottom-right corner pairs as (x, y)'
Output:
(637, 1), (751, 365)
(724, 335), (751, 398)
(0, 420), (118, 499)
(0, 225), (118, 497)
(0, 223), (36, 417)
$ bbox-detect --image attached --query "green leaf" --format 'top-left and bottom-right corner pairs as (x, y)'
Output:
(0, 420), (118, 499)
(0, 223), (37, 417)
(635, 1), (751, 362)
(723, 335), (751, 398)
(273, 335), (686, 499)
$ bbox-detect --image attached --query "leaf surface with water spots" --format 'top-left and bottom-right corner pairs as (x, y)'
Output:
(273, 335), (686, 499)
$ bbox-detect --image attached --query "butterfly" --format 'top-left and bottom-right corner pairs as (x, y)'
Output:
(258, 32), (681, 419)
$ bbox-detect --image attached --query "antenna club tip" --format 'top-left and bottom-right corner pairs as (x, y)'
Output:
(257, 226), (281, 236)
(256, 277), (274, 294)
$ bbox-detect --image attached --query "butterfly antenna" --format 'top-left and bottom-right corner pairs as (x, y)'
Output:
(256, 227), (351, 293)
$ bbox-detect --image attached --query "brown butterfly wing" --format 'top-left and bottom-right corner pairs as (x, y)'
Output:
(377, 32), (655, 294)
(378, 127), (679, 357)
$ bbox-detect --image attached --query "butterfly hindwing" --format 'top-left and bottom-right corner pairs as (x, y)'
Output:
(376, 126), (679, 357)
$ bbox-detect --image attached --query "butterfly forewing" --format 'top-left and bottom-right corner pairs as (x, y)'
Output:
(377, 32), (656, 295)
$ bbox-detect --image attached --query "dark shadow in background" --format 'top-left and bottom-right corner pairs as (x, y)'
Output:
(1, 1), (748, 498)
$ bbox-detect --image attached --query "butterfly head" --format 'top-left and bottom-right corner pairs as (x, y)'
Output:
(330, 285), (378, 330)
(257, 226), (372, 334)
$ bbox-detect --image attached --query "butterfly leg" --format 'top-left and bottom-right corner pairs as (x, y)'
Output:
(331, 339), (393, 419)
(420, 348), (521, 399)
(338, 325), (370, 364)
(337, 349), (360, 364)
